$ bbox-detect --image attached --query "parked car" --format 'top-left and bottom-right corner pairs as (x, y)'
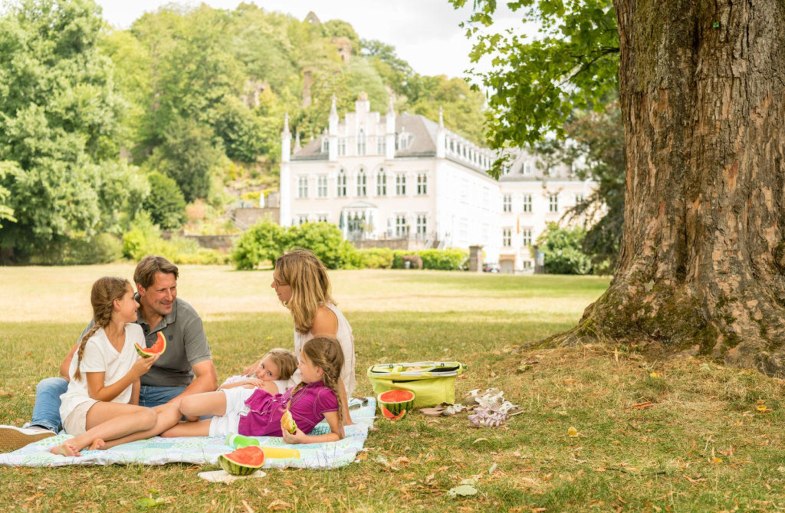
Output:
(483, 262), (500, 273)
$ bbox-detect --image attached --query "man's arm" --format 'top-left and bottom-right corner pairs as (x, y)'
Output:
(59, 344), (79, 380)
(174, 359), (218, 400)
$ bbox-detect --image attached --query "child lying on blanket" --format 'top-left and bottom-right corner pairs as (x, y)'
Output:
(219, 348), (297, 395)
(162, 337), (345, 444)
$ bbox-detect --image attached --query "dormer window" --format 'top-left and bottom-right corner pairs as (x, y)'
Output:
(397, 131), (412, 150)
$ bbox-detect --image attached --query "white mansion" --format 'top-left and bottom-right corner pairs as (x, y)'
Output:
(279, 95), (596, 273)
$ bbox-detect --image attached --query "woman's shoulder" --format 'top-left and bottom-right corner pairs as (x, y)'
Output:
(310, 305), (339, 335)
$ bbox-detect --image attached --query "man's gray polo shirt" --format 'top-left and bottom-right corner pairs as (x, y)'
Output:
(136, 298), (212, 387)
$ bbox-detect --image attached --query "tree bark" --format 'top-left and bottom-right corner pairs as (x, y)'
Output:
(562, 0), (785, 375)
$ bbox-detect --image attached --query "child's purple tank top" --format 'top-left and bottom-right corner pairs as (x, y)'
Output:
(237, 381), (339, 437)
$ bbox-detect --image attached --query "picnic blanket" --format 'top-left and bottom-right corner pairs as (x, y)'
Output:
(0, 397), (375, 469)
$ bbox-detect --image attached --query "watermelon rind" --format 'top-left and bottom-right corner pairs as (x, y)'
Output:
(218, 446), (265, 476)
(135, 332), (167, 359)
(378, 389), (415, 416)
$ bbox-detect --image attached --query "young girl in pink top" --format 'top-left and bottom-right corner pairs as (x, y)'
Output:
(162, 337), (345, 443)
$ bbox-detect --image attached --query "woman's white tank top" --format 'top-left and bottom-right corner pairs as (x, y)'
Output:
(293, 303), (356, 396)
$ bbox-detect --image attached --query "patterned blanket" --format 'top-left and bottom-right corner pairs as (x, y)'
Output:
(0, 398), (375, 469)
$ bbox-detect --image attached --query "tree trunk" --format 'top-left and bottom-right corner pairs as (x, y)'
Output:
(563, 0), (785, 375)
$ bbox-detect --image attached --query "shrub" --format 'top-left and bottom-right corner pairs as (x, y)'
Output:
(418, 249), (468, 270)
(537, 222), (593, 275)
(30, 233), (123, 265)
(142, 172), (186, 230)
(231, 220), (285, 270)
(285, 222), (356, 269)
(350, 248), (395, 269)
(123, 214), (226, 264)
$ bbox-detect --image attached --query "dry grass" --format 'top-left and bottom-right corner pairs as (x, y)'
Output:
(2, 267), (785, 511)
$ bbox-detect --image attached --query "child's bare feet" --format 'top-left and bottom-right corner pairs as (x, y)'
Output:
(88, 438), (106, 451)
(50, 443), (81, 457)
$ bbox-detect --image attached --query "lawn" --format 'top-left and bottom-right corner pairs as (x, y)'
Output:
(1, 267), (784, 512)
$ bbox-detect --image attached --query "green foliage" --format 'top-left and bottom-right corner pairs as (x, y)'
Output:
(122, 212), (227, 264)
(417, 249), (469, 270)
(537, 222), (593, 275)
(285, 222), (356, 270)
(562, 103), (624, 272)
(0, 162), (17, 228)
(349, 248), (395, 269)
(451, 0), (619, 175)
(30, 233), (122, 265)
(147, 117), (223, 202)
(142, 172), (186, 230)
(0, 0), (127, 260)
(231, 220), (285, 270)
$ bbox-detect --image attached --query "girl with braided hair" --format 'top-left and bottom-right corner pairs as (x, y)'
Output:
(162, 337), (345, 443)
(50, 277), (160, 456)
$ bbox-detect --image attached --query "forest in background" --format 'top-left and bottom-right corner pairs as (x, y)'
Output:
(0, 0), (486, 263)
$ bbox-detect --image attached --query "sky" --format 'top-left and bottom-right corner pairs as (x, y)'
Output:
(94, 0), (523, 79)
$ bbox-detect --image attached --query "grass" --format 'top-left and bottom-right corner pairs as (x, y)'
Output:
(2, 267), (785, 512)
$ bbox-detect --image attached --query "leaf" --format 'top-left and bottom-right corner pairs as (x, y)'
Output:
(135, 497), (165, 509)
(649, 371), (661, 378)
(447, 484), (478, 498)
(267, 499), (292, 511)
(0, 389), (13, 398)
(567, 426), (579, 437)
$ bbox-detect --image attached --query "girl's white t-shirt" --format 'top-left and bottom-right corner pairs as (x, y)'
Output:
(59, 324), (144, 420)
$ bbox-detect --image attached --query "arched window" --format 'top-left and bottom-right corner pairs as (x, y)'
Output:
(357, 129), (366, 155)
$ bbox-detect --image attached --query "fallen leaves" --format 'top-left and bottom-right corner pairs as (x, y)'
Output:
(266, 499), (292, 511)
(567, 426), (580, 437)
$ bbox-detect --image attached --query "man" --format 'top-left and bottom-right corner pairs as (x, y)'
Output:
(0, 256), (218, 452)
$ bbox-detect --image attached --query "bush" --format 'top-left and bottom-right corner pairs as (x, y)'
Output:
(537, 222), (593, 275)
(418, 249), (468, 270)
(350, 248), (395, 269)
(123, 214), (227, 264)
(142, 172), (186, 230)
(286, 222), (356, 269)
(231, 220), (285, 270)
(29, 233), (123, 265)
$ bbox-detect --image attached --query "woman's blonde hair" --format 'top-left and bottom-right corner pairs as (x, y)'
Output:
(290, 337), (345, 434)
(74, 277), (132, 381)
(274, 249), (333, 334)
(262, 348), (298, 381)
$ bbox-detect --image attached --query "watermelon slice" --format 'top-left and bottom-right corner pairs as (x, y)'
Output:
(135, 331), (166, 358)
(378, 389), (415, 420)
(218, 446), (265, 475)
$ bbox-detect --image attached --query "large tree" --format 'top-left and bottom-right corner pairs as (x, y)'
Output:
(457, 1), (785, 374)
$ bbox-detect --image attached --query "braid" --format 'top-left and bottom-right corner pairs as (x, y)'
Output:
(74, 277), (131, 381)
(301, 336), (345, 434)
(73, 324), (101, 382)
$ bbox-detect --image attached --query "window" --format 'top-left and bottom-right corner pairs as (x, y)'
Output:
(356, 169), (367, 197)
(316, 213), (328, 223)
(523, 162), (533, 175)
(377, 136), (385, 155)
(337, 170), (347, 197)
(297, 176), (308, 199)
(357, 129), (366, 155)
(296, 215), (308, 225)
(338, 138), (346, 156)
(502, 228), (512, 247)
(395, 215), (409, 237)
(502, 194), (512, 213)
(522, 260), (532, 270)
(396, 173), (406, 196)
(417, 173), (428, 195)
(575, 193), (585, 205)
(321, 137), (328, 153)
(317, 175), (328, 198)
(521, 228), (532, 247)
(549, 193), (559, 213)
(416, 214), (427, 237)
(522, 194), (532, 213)
(376, 168), (387, 196)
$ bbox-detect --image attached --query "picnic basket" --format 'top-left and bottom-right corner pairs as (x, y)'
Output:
(367, 361), (466, 408)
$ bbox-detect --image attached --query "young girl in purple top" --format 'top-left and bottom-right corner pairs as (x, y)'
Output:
(161, 337), (345, 443)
